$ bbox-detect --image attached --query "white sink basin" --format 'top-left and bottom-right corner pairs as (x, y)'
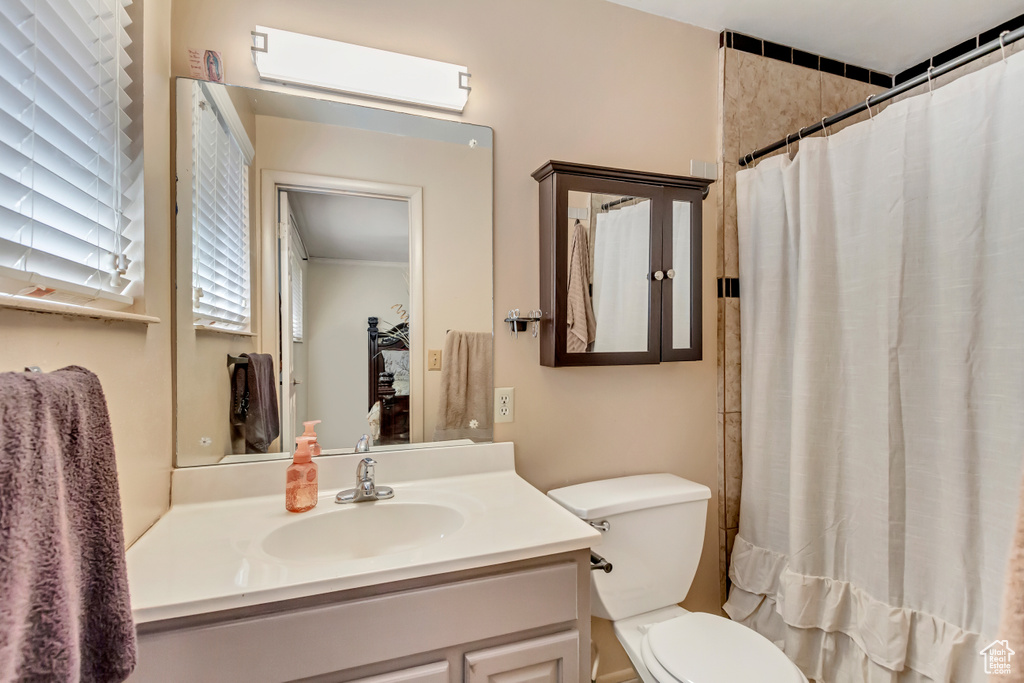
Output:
(261, 502), (465, 561)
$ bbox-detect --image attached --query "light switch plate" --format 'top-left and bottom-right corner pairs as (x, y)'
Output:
(428, 349), (442, 371)
(689, 159), (718, 180)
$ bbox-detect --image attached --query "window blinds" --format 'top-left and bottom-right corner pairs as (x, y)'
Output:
(0, 0), (136, 307)
(291, 253), (303, 342)
(191, 81), (251, 330)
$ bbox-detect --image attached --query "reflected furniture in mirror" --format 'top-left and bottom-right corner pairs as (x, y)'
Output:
(368, 316), (411, 445)
(533, 161), (712, 367)
(173, 77), (493, 467)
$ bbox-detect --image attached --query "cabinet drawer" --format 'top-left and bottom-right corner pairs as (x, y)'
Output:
(465, 631), (580, 683)
(133, 563), (578, 682)
(339, 661), (449, 683)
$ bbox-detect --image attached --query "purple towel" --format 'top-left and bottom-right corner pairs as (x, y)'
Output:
(240, 353), (280, 453)
(0, 366), (136, 682)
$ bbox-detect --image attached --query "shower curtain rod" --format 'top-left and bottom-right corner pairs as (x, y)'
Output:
(738, 26), (1024, 167)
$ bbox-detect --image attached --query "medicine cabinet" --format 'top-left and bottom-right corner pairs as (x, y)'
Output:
(533, 161), (712, 367)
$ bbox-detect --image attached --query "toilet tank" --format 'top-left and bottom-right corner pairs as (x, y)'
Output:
(548, 474), (711, 621)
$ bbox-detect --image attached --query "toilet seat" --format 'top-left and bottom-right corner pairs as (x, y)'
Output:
(641, 612), (806, 683)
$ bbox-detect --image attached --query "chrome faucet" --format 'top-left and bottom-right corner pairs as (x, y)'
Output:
(336, 455), (394, 504)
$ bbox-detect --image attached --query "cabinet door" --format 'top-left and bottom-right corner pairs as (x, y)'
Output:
(660, 186), (703, 361)
(465, 631), (580, 683)
(547, 172), (663, 366)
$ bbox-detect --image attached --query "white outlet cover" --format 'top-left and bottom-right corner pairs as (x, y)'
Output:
(494, 387), (514, 423)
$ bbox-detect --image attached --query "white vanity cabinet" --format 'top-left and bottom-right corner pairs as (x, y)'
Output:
(129, 552), (590, 683)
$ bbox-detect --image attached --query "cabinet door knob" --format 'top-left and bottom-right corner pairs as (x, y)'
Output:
(667, 269), (676, 279)
(653, 270), (665, 281)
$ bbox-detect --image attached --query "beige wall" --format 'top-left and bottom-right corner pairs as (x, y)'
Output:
(0, 0), (174, 545)
(171, 0), (719, 675)
(306, 260), (409, 447)
(252, 114), (492, 445)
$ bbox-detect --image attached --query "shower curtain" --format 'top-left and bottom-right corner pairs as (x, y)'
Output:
(592, 201), (650, 352)
(727, 51), (1024, 683)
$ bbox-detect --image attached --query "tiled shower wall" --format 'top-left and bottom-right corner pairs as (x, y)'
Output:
(714, 39), (884, 603)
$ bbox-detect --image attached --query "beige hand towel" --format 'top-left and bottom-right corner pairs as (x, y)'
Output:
(995, 468), (1024, 682)
(434, 331), (493, 442)
(567, 220), (597, 353)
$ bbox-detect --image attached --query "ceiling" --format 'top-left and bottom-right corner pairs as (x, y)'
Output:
(288, 191), (408, 263)
(603, 0), (1024, 74)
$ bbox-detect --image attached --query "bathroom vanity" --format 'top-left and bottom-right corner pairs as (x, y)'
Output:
(126, 443), (598, 683)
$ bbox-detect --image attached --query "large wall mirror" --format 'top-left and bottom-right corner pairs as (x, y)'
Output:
(174, 78), (493, 467)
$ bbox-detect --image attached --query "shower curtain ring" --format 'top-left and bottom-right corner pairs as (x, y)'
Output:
(927, 66), (935, 93)
(785, 134), (792, 156)
(865, 95), (874, 119)
(1000, 30), (1011, 62)
(821, 117), (830, 138)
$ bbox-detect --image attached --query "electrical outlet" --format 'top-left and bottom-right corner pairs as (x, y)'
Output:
(428, 349), (442, 371)
(494, 387), (514, 423)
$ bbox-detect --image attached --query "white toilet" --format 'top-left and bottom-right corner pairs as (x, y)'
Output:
(548, 474), (807, 683)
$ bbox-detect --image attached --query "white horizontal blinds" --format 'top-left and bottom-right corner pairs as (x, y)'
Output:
(191, 80), (251, 330)
(0, 0), (135, 307)
(290, 252), (303, 342)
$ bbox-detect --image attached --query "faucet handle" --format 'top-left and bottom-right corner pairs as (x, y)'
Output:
(355, 434), (370, 453)
(357, 456), (376, 482)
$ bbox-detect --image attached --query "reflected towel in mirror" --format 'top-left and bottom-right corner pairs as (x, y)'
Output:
(235, 353), (280, 453)
(434, 331), (493, 442)
(567, 220), (597, 353)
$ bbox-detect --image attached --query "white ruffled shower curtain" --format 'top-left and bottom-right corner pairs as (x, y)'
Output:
(727, 51), (1024, 682)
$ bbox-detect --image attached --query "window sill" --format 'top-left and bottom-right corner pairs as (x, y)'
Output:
(0, 296), (160, 324)
(195, 325), (257, 337)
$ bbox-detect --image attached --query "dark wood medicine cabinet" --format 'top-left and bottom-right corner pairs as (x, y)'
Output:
(533, 161), (713, 367)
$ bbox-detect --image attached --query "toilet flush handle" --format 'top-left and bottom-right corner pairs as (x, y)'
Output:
(590, 551), (613, 573)
(588, 520), (610, 532)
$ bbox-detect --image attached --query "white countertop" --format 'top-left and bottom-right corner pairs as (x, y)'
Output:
(127, 443), (600, 623)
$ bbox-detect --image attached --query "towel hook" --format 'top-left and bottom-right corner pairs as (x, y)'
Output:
(865, 95), (874, 119)
(1000, 30), (1011, 62)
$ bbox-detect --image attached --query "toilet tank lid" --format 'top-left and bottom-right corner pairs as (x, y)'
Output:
(547, 474), (711, 519)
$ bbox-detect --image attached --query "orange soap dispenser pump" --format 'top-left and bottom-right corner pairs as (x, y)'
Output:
(286, 436), (318, 513)
(301, 420), (322, 456)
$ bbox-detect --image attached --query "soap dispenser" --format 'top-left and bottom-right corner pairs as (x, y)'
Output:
(286, 436), (318, 513)
(301, 420), (322, 456)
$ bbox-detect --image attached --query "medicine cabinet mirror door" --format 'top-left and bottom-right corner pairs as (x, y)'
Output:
(556, 176), (663, 366)
(661, 187), (702, 362)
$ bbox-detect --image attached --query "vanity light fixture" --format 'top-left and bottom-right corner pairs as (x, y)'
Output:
(250, 26), (471, 112)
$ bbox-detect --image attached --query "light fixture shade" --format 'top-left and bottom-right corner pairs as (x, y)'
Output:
(251, 26), (470, 112)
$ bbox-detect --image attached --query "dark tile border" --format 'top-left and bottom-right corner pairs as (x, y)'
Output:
(894, 12), (1024, 85)
(718, 278), (740, 299)
(721, 30), (892, 87)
